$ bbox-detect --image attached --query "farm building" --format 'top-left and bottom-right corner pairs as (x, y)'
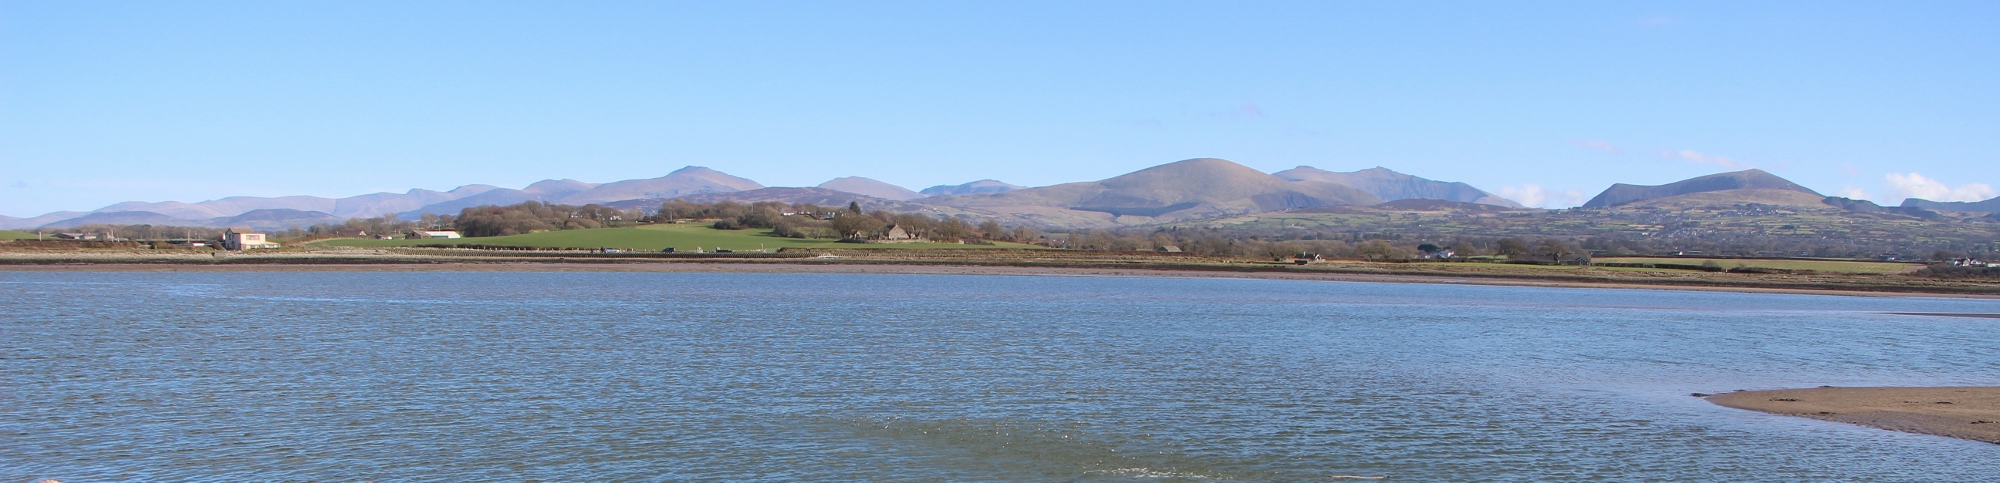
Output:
(408, 230), (463, 239)
(221, 228), (277, 250)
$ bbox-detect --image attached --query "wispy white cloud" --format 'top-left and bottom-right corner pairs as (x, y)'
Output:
(1573, 140), (1622, 154)
(1836, 186), (1870, 200)
(1885, 172), (1996, 202)
(1838, 163), (1862, 176)
(1496, 184), (1586, 209)
(1660, 149), (1749, 169)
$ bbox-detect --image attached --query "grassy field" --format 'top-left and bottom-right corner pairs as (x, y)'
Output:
(1593, 257), (1923, 274)
(0, 230), (40, 240)
(317, 223), (1040, 251)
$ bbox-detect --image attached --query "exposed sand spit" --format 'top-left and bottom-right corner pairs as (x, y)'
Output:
(1707, 387), (2000, 444)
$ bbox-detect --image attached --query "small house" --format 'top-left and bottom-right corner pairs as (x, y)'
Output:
(409, 230), (463, 239)
(1156, 245), (1183, 253)
(884, 225), (912, 240)
(221, 228), (275, 250)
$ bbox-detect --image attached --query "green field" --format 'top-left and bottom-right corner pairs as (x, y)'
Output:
(0, 230), (39, 240)
(318, 223), (1039, 251)
(1594, 257), (1922, 274)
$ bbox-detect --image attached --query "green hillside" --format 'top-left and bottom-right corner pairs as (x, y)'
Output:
(0, 230), (40, 240)
(319, 223), (1037, 251)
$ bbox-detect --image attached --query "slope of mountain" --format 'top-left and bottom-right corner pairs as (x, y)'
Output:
(1273, 166), (1523, 208)
(0, 211), (86, 230)
(817, 177), (922, 201)
(331, 185), (498, 218)
(400, 179), (600, 217)
(603, 188), (961, 218)
(213, 209), (347, 230)
(94, 196), (336, 220)
(35, 208), (351, 231)
(557, 166), (763, 205)
(40, 211), (193, 228)
(677, 187), (891, 206)
(1582, 169), (1821, 208)
(404, 167), (764, 216)
(1372, 199), (1518, 212)
(77, 185), (501, 221)
(919, 179), (1026, 196)
(1901, 196), (2000, 213)
(1616, 189), (1835, 211)
(917, 158), (1382, 227)
(1825, 197), (1945, 220)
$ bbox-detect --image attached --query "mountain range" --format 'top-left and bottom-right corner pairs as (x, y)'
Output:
(9, 159), (1998, 231)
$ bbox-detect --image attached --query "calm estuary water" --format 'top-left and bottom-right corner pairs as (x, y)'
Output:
(3, 271), (1998, 481)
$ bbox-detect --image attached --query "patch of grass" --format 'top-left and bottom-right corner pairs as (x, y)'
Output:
(319, 223), (1039, 251)
(1595, 257), (1922, 274)
(0, 230), (40, 240)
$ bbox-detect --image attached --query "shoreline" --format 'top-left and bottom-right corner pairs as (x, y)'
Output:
(4, 259), (1998, 299)
(1707, 387), (2000, 445)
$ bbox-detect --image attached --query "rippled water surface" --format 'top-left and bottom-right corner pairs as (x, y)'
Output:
(4, 271), (1999, 481)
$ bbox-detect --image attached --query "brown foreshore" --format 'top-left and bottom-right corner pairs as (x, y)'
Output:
(1707, 387), (2000, 444)
(2, 247), (1999, 298)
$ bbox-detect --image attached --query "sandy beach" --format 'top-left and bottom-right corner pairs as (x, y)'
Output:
(1707, 387), (2000, 444)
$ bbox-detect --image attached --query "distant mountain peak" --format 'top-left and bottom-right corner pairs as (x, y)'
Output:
(669, 165), (725, 175)
(1272, 165), (1522, 208)
(916, 157), (1381, 225)
(1901, 194), (2000, 213)
(920, 179), (1026, 197)
(817, 177), (922, 201)
(1582, 169), (1820, 208)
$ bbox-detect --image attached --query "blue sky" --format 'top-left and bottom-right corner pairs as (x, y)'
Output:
(3, 1), (1995, 216)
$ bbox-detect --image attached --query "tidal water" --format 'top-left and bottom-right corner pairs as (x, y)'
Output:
(3, 271), (1998, 481)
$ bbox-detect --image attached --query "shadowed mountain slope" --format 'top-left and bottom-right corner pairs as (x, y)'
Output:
(1902, 196), (2000, 213)
(920, 179), (1025, 196)
(1583, 169), (1820, 208)
(1273, 166), (1523, 208)
(817, 177), (922, 201)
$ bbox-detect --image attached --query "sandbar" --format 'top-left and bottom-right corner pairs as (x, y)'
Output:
(1707, 387), (2000, 444)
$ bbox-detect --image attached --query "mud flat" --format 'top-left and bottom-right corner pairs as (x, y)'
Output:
(1707, 387), (2000, 444)
(3, 247), (2000, 297)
